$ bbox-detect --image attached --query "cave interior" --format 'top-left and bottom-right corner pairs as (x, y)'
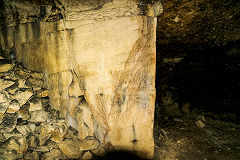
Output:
(0, 0), (240, 159)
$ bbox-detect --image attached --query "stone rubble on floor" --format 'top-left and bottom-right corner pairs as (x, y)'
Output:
(0, 58), (101, 159)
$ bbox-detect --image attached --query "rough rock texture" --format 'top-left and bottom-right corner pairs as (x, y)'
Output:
(157, 0), (240, 57)
(0, 59), (101, 159)
(0, 0), (159, 158)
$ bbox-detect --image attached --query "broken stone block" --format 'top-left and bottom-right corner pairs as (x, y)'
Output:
(91, 146), (106, 157)
(0, 113), (17, 133)
(24, 151), (39, 160)
(29, 110), (48, 122)
(14, 65), (30, 78)
(18, 104), (30, 120)
(42, 149), (66, 160)
(0, 91), (9, 103)
(37, 89), (50, 98)
(3, 131), (23, 140)
(6, 100), (20, 113)
(6, 137), (28, 157)
(26, 77), (43, 88)
(1, 150), (22, 160)
(29, 99), (42, 112)
(18, 78), (28, 88)
(35, 146), (52, 152)
(0, 78), (15, 90)
(16, 125), (32, 136)
(0, 102), (9, 122)
(0, 63), (14, 72)
(0, 132), (4, 141)
(79, 137), (100, 151)
(82, 151), (93, 159)
(13, 89), (33, 106)
(57, 138), (82, 159)
(28, 135), (39, 148)
(195, 120), (205, 128)
(30, 72), (45, 79)
(39, 120), (68, 143)
(7, 85), (18, 95)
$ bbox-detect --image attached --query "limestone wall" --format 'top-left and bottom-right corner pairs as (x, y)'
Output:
(0, 59), (100, 159)
(0, 0), (160, 158)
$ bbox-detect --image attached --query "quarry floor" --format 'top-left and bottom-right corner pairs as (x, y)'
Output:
(154, 111), (240, 160)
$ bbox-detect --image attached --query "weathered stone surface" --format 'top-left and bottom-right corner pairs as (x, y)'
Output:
(39, 120), (68, 143)
(28, 135), (38, 148)
(18, 104), (30, 120)
(7, 85), (18, 95)
(82, 151), (93, 160)
(0, 0), (157, 158)
(37, 89), (50, 98)
(3, 131), (23, 140)
(79, 137), (100, 151)
(18, 78), (28, 88)
(0, 64), (14, 72)
(42, 149), (66, 160)
(26, 77), (43, 88)
(0, 102), (9, 121)
(29, 99), (42, 112)
(0, 91), (9, 103)
(24, 151), (39, 160)
(57, 138), (82, 159)
(30, 72), (45, 79)
(14, 66), (31, 78)
(29, 110), (48, 122)
(35, 146), (51, 152)
(13, 90), (33, 106)
(16, 124), (35, 136)
(0, 113), (17, 133)
(0, 78), (15, 90)
(195, 120), (206, 128)
(6, 100), (20, 113)
(5, 137), (28, 157)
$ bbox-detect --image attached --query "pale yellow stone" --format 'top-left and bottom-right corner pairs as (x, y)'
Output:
(13, 90), (33, 106)
(24, 151), (39, 160)
(0, 64), (14, 72)
(79, 138), (99, 151)
(18, 78), (28, 88)
(82, 151), (93, 160)
(42, 149), (65, 160)
(39, 120), (68, 143)
(29, 99), (42, 112)
(0, 91), (9, 103)
(7, 87), (18, 95)
(6, 101), (20, 113)
(37, 89), (50, 98)
(0, 78), (15, 90)
(57, 139), (82, 159)
(0, 1), (157, 158)
(29, 110), (48, 122)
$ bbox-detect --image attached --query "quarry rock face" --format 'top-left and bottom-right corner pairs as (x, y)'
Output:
(0, 0), (159, 158)
(0, 60), (102, 159)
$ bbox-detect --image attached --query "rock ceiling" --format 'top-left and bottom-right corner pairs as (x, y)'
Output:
(157, 0), (240, 57)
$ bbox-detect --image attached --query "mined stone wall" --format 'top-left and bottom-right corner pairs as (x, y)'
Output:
(0, 0), (161, 158)
(0, 58), (100, 159)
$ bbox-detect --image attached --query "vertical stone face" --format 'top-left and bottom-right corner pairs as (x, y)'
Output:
(0, 0), (157, 158)
(71, 16), (156, 157)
